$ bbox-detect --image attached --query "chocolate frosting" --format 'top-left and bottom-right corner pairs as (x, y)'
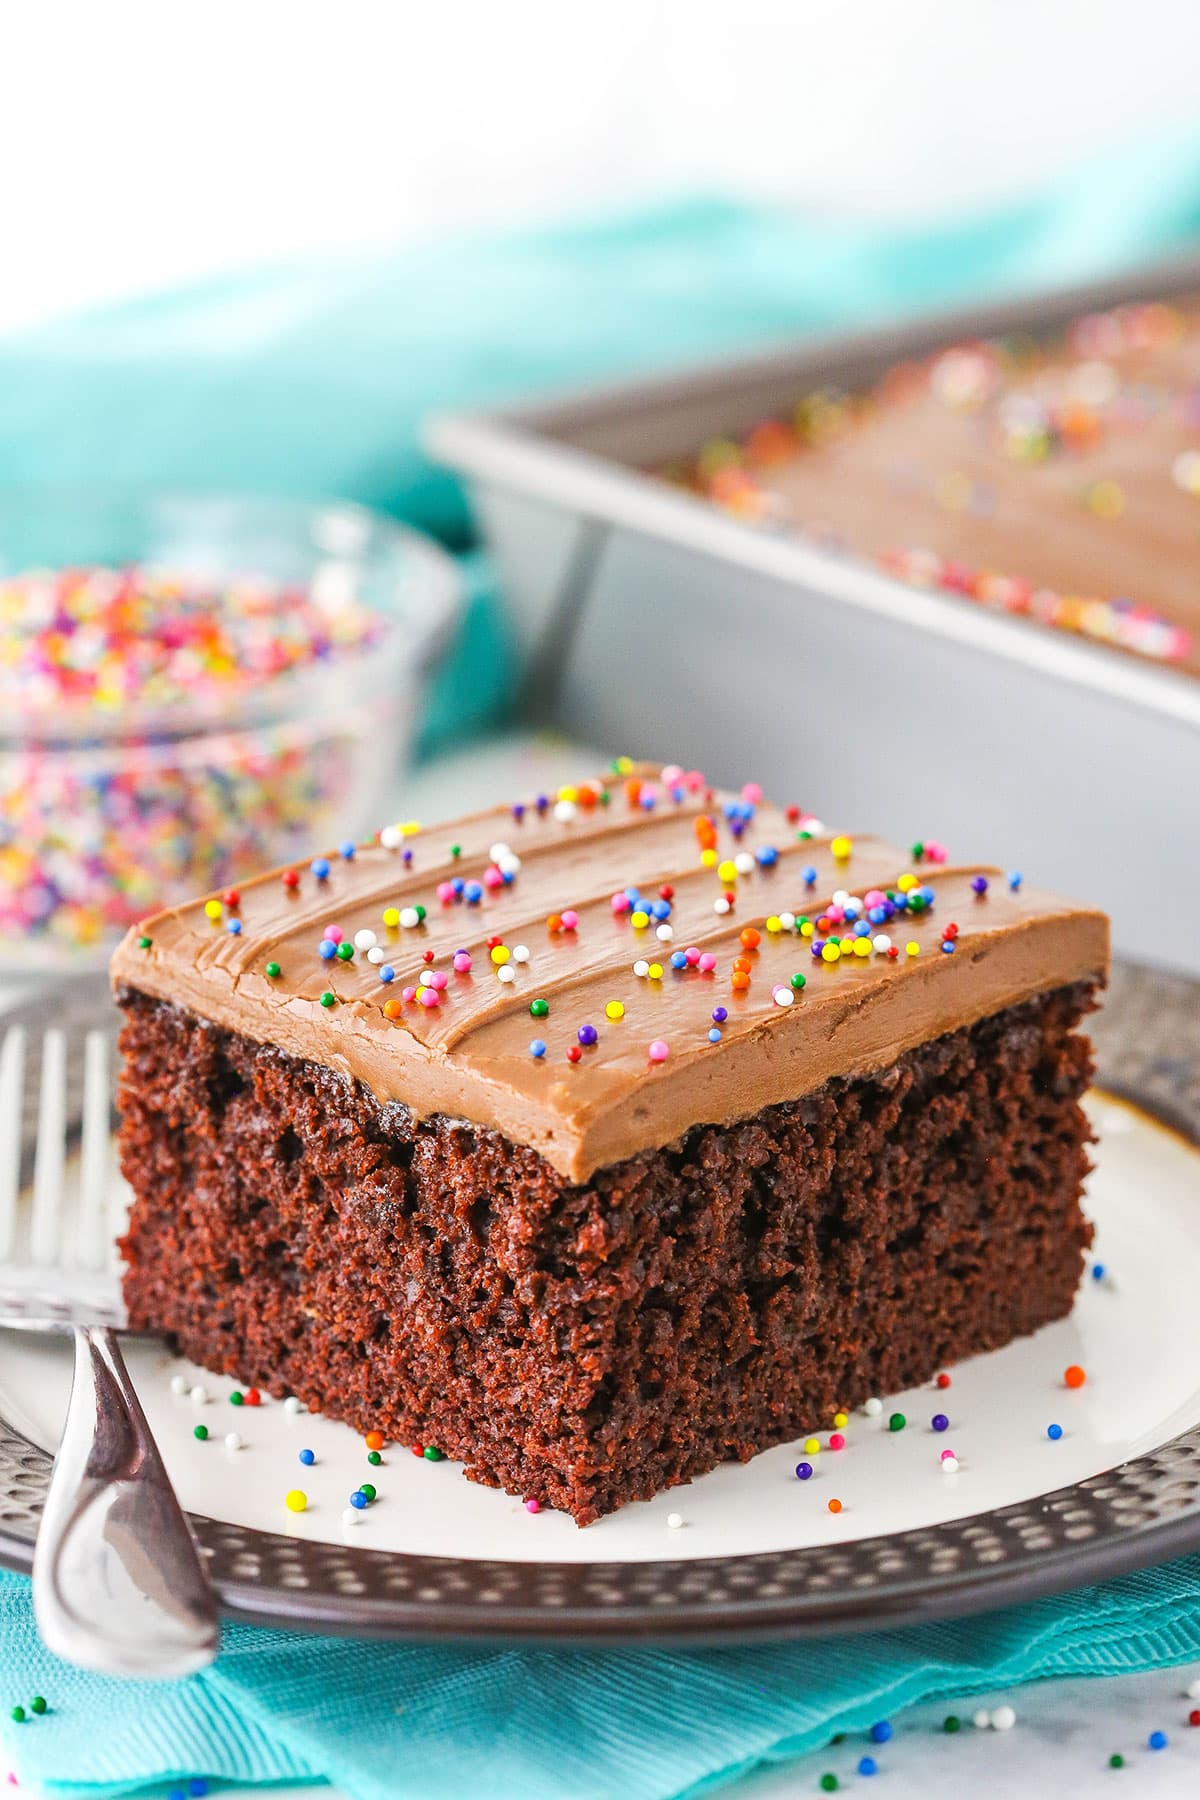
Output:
(110, 768), (1109, 1182)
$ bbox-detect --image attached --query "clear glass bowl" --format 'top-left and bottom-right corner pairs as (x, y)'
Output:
(0, 492), (459, 968)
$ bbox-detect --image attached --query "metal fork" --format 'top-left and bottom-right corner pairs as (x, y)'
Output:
(0, 1025), (219, 1678)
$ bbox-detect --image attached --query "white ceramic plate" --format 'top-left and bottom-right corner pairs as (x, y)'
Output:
(0, 1092), (1187, 1562)
(1, 1087), (1200, 1640)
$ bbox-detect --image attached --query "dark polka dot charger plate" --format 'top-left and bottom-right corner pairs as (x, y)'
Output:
(0, 964), (1198, 1642)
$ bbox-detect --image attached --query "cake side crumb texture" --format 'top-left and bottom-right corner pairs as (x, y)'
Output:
(117, 980), (1098, 1524)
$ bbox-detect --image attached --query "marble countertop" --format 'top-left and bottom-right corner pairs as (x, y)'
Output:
(738, 1668), (1200, 1797)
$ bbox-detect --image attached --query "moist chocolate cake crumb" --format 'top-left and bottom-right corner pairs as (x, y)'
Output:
(116, 981), (1097, 1524)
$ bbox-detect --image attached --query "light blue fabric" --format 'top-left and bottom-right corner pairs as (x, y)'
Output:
(3, 1559), (1200, 1798)
(6, 125), (1200, 544)
(2, 125), (1200, 752)
(3, 124), (1200, 1799)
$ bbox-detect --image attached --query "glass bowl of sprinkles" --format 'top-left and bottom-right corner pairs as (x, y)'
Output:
(0, 491), (458, 967)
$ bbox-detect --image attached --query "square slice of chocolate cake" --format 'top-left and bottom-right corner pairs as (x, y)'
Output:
(111, 764), (1108, 1523)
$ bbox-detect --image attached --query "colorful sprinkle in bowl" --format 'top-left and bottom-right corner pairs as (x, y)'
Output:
(0, 492), (458, 966)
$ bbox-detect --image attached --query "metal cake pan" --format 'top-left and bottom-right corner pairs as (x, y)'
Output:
(426, 254), (1200, 974)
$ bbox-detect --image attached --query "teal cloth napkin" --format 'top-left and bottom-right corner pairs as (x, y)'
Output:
(4, 1559), (1200, 1798)
(2, 123), (1200, 754)
(3, 123), (1200, 1798)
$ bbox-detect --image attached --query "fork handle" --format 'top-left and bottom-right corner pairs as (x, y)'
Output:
(32, 1325), (220, 1678)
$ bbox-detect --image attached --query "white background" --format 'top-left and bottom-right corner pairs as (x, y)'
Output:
(3, 0), (1200, 333)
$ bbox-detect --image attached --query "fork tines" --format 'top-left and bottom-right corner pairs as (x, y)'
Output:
(0, 1026), (123, 1277)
